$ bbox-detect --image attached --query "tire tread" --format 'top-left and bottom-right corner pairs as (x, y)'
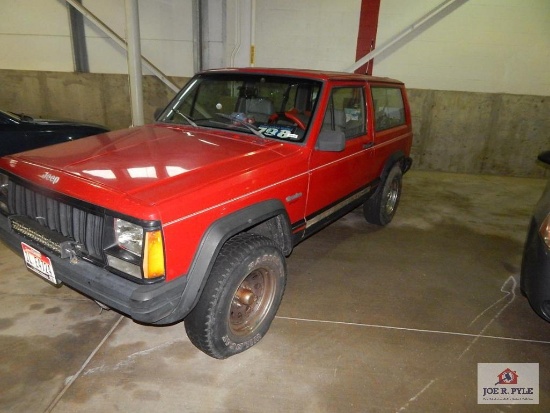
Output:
(185, 233), (285, 359)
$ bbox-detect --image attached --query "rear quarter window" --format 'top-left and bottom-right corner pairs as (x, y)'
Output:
(371, 87), (406, 132)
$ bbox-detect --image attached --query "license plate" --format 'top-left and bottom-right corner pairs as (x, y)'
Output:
(21, 242), (59, 285)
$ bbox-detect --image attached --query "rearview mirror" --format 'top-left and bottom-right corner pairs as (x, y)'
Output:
(316, 130), (345, 152)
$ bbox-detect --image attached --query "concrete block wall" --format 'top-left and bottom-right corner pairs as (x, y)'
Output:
(0, 69), (548, 178)
(408, 89), (550, 178)
(0, 70), (187, 131)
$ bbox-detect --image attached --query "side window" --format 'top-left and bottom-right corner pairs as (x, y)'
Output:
(371, 87), (406, 132)
(322, 87), (366, 139)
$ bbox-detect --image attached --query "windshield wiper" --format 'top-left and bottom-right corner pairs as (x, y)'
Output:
(215, 113), (265, 139)
(174, 110), (198, 127)
(14, 112), (33, 122)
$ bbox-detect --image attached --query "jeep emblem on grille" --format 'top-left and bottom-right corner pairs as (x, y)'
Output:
(39, 172), (60, 184)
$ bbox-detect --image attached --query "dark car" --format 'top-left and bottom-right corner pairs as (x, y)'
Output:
(0, 109), (109, 156)
(521, 150), (550, 321)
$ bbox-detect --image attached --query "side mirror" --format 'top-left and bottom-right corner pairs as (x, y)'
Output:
(538, 150), (550, 166)
(316, 129), (346, 152)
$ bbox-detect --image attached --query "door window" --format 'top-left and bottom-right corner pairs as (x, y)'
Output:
(321, 87), (366, 139)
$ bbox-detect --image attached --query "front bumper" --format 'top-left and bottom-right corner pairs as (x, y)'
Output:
(521, 218), (550, 322)
(0, 216), (187, 324)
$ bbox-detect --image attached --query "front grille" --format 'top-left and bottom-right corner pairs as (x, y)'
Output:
(8, 180), (104, 260)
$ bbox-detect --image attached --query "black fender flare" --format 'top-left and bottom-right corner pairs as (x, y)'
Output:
(382, 150), (412, 177)
(155, 199), (291, 324)
(370, 151), (411, 197)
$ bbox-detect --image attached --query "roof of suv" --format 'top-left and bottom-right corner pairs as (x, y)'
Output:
(200, 67), (404, 85)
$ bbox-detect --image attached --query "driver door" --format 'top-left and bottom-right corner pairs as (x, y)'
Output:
(305, 84), (375, 232)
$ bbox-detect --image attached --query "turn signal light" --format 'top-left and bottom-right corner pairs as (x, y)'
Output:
(144, 230), (165, 279)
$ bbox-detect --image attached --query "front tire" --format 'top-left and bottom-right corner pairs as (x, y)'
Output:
(184, 233), (287, 359)
(363, 164), (403, 226)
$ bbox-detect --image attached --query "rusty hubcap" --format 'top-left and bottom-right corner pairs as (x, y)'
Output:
(230, 268), (276, 336)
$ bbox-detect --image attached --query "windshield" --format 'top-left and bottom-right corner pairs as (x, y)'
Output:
(158, 73), (322, 143)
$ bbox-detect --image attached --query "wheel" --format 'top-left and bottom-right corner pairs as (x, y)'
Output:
(184, 233), (287, 359)
(363, 164), (403, 226)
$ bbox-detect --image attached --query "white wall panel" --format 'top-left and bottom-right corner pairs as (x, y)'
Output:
(224, 0), (252, 68)
(84, 36), (129, 74)
(0, 0), (73, 71)
(81, 0), (194, 76)
(141, 39), (194, 76)
(0, 0), (548, 95)
(254, 0), (361, 71)
(0, 0), (193, 76)
(0, 35), (73, 72)
(1, 0), (69, 35)
(374, 0), (550, 95)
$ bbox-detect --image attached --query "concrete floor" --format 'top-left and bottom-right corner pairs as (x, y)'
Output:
(1, 170), (549, 412)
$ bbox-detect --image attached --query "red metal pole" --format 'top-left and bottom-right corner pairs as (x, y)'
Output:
(355, 0), (381, 75)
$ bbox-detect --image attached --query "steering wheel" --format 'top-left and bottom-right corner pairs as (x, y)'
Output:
(269, 111), (306, 130)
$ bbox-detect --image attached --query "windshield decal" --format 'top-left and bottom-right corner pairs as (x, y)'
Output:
(258, 125), (299, 140)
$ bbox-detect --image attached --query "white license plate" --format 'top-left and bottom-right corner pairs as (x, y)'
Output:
(21, 242), (59, 284)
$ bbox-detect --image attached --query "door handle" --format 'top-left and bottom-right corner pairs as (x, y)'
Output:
(363, 142), (374, 149)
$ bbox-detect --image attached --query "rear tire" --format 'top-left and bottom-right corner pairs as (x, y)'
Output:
(363, 164), (402, 226)
(184, 233), (287, 359)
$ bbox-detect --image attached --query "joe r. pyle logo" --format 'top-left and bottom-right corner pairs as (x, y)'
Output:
(39, 172), (60, 184)
(495, 368), (518, 385)
(478, 363), (539, 404)
(481, 368), (532, 397)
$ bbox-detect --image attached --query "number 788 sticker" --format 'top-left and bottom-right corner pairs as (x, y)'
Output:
(258, 126), (299, 140)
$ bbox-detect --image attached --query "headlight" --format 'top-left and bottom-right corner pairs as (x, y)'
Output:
(115, 218), (143, 256)
(108, 218), (165, 280)
(540, 214), (550, 249)
(0, 173), (9, 215)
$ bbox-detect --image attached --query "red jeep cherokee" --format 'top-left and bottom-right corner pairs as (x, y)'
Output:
(0, 68), (412, 358)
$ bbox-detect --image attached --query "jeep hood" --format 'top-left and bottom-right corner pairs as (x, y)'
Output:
(1, 125), (301, 209)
